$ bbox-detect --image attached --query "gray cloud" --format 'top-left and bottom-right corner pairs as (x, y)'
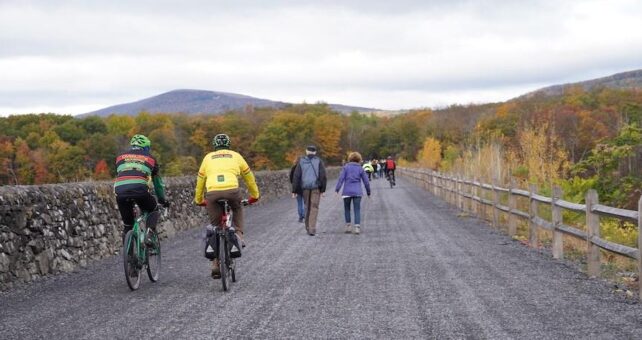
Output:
(1, 0), (642, 114)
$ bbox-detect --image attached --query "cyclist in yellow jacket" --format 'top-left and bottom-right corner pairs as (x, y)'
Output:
(194, 133), (260, 250)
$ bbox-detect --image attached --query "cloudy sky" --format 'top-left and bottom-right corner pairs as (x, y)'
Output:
(1, 0), (642, 115)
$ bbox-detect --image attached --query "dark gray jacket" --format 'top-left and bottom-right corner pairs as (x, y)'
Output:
(292, 155), (327, 193)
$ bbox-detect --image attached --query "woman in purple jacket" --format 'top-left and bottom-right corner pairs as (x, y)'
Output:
(335, 152), (371, 235)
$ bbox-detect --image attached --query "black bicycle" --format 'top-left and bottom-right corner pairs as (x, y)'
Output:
(386, 171), (395, 189)
(204, 198), (250, 291)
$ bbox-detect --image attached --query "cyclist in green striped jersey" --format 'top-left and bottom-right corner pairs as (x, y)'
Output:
(114, 135), (170, 244)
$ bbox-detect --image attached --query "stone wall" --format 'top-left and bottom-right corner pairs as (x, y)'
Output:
(0, 167), (339, 290)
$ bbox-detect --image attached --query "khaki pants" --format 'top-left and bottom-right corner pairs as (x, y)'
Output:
(205, 189), (244, 234)
(303, 189), (321, 234)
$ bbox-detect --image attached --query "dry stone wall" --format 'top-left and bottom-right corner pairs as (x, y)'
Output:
(0, 168), (339, 290)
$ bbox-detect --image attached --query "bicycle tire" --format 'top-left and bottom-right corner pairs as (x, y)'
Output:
(146, 230), (161, 282)
(231, 262), (236, 283)
(123, 230), (141, 290)
(219, 233), (229, 291)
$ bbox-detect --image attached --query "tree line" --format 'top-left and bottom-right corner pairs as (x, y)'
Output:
(2, 87), (642, 213)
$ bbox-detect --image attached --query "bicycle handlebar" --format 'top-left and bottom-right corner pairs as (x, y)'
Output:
(196, 198), (254, 207)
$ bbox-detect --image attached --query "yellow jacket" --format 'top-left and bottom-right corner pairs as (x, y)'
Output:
(194, 149), (260, 204)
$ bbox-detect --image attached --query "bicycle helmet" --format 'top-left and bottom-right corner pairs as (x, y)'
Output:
(130, 134), (151, 148)
(212, 134), (231, 148)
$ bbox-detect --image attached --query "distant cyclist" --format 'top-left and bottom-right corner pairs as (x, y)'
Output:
(385, 156), (397, 185)
(193, 133), (260, 278)
(362, 160), (374, 181)
(114, 134), (170, 245)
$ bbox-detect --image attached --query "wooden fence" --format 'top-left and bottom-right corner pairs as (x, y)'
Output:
(400, 168), (642, 299)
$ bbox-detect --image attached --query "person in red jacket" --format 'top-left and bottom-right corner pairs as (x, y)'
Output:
(385, 156), (396, 185)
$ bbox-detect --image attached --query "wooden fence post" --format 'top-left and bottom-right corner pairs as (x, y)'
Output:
(446, 175), (451, 204)
(451, 176), (455, 205)
(492, 178), (500, 228)
(552, 186), (563, 259)
(638, 196), (642, 301)
(508, 178), (517, 237)
(465, 177), (471, 213)
(586, 189), (601, 277)
(638, 195), (642, 300)
(431, 171), (436, 196)
(529, 184), (539, 248)
(470, 177), (479, 217)
(458, 176), (464, 211)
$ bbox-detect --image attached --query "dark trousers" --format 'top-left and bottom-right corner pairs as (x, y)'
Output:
(116, 192), (159, 242)
(296, 194), (305, 220)
(343, 196), (362, 225)
(387, 169), (396, 182)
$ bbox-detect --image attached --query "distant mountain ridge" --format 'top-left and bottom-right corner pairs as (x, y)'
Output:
(521, 69), (642, 98)
(82, 89), (377, 116)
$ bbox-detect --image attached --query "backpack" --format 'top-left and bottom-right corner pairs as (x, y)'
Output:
(300, 156), (321, 190)
(386, 159), (396, 170)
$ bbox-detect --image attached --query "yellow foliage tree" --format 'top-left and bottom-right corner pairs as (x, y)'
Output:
(418, 137), (442, 170)
(516, 122), (569, 185)
(313, 115), (343, 162)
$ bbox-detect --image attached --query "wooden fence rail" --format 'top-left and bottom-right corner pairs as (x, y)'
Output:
(400, 168), (642, 299)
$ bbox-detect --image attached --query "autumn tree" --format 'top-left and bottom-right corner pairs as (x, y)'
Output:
(418, 137), (442, 170)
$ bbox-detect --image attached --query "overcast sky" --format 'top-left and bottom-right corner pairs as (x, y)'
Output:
(1, 0), (642, 115)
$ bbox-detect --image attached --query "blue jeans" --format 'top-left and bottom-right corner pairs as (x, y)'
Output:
(296, 194), (305, 220)
(343, 196), (362, 225)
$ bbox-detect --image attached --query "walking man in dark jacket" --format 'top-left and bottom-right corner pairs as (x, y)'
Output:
(292, 145), (327, 236)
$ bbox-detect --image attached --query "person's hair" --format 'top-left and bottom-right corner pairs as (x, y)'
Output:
(348, 152), (362, 163)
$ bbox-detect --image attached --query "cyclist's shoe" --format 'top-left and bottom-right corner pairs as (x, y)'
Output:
(145, 233), (155, 248)
(344, 224), (352, 234)
(211, 260), (221, 279)
(354, 225), (361, 235)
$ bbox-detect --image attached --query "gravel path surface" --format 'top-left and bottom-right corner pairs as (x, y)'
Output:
(2, 177), (642, 339)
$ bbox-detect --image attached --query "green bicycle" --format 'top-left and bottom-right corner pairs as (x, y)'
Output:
(123, 203), (162, 291)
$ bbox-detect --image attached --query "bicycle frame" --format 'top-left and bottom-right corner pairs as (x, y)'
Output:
(127, 209), (149, 268)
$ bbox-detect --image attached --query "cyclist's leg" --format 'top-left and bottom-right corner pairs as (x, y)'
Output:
(204, 191), (225, 226)
(138, 193), (160, 231)
(226, 189), (244, 235)
(116, 195), (135, 244)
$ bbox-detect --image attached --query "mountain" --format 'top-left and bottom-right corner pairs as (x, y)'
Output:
(82, 89), (377, 116)
(521, 69), (642, 99)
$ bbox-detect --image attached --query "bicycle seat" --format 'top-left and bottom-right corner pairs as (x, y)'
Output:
(215, 199), (232, 208)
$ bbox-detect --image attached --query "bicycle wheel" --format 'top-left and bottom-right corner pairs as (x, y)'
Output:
(219, 234), (229, 291)
(123, 230), (141, 290)
(231, 260), (236, 283)
(146, 229), (161, 282)
(389, 178), (393, 189)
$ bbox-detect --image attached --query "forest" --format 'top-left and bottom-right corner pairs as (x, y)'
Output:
(2, 86), (642, 216)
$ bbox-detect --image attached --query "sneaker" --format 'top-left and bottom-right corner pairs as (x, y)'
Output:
(344, 224), (352, 234)
(144, 230), (155, 247)
(353, 225), (361, 235)
(211, 260), (221, 279)
(298, 217), (304, 223)
(308, 233), (315, 236)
